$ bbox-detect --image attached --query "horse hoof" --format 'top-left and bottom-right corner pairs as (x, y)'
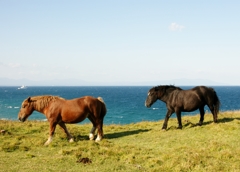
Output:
(95, 137), (102, 142)
(44, 142), (50, 146)
(1, 130), (6, 134)
(89, 133), (95, 140)
(69, 138), (74, 143)
(161, 128), (167, 131)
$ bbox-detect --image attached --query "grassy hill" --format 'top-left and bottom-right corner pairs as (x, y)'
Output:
(1, 111), (240, 172)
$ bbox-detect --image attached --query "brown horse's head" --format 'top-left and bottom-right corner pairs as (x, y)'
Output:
(18, 97), (35, 122)
(145, 87), (159, 108)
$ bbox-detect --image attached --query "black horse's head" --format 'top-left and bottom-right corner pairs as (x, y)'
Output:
(145, 85), (181, 108)
(145, 87), (159, 108)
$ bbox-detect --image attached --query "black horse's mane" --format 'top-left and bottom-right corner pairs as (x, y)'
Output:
(154, 85), (182, 91)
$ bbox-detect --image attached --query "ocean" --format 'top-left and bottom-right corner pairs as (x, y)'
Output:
(0, 86), (240, 124)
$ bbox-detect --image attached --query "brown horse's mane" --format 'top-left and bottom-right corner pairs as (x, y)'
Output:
(25, 95), (65, 111)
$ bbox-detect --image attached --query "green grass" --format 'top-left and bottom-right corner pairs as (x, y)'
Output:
(1, 111), (240, 172)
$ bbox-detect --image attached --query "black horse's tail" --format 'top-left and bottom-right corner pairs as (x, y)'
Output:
(213, 90), (220, 117)
(97, 97), (107, 118)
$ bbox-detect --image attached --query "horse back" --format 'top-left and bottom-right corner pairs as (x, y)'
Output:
(192, 86), (216, 98)
(64, 96), (104, 112)
(45, 96), (106, 123)
(168, 87), (210, 111)
(74, 96), (107, 119)
(187, 86), (218, 105)
(67, 96), (106, 122)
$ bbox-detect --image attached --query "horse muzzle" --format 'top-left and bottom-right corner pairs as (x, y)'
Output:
(145, 102), (151, 108)
(18, 116), (26, 122)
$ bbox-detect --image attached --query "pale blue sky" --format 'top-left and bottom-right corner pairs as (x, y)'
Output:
(0, 1), (240, 85)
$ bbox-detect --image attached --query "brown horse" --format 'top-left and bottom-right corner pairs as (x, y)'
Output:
(145, 85), (220, 130)
(18, 95), (107, 145)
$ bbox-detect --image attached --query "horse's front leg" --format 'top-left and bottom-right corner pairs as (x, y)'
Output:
(44, 122), (57, 146)
(162, 110), (173, 130)
(58, 122), (74, 142)
(175, 110), (182, 129)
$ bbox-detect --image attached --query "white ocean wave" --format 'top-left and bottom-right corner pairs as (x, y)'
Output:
(0, 118), (9, 120)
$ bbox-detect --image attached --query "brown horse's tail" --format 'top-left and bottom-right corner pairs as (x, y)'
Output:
(97, 97), (107, 118)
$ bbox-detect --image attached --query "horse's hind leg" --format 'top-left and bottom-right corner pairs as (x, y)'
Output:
(96, 120), (104, 142)
(89, 127), (96, 140)
(209, 105), (217, 123)
(198, 106), (205, 126)
(88, 116), (97, 140)
(58, 122), (74, 142)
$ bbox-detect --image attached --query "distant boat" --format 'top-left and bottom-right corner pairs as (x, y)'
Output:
(18, 85), (27, 89)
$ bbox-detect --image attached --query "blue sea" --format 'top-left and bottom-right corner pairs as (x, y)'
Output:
(0, 86), (240, 124)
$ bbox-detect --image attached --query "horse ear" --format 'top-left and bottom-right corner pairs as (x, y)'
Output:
(154, 87), (159, 91)
(27, 97), (31, 102)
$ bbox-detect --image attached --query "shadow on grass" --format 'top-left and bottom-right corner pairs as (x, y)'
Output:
(202, 117), (240, 126)
(74, 135), (89, 142)
(183, 117), (240, 128)
(72, 129), (150, 141)
(218, 117), (240, 122)
(105, 129), (150, 139)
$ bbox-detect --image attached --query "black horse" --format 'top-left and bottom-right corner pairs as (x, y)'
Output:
(145, 85), (220, 130)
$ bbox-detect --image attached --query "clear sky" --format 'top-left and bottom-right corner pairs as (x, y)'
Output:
(0, 1), (240, 85)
